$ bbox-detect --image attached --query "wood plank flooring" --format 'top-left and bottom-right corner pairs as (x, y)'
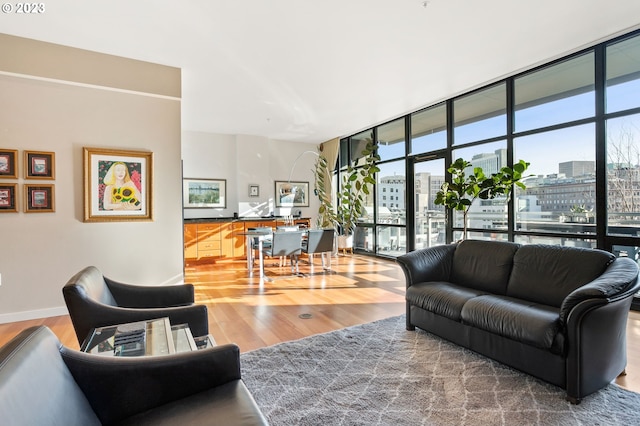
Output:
(0, 254), (639, 395)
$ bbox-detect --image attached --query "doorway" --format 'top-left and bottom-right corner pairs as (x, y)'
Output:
(413, 157), (446, 249)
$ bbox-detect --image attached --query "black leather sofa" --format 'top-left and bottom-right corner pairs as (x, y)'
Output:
(0, 326), (268, 425)
(396, 240), (639, 403)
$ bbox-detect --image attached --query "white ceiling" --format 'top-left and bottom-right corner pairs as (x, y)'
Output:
(2, 0), (640, 144)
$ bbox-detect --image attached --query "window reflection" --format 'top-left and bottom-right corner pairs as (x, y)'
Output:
(515, 53), (595, 132)
(377, 118), (405, 161)
(453, 83), (506, 145)
(607, 35), (640, 113)
(411, 104), (447, 154)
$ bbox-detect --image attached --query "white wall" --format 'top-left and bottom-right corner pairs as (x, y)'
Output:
(0, 34), (323, 324)
(182, 131), (320, 222)
(0, 37), (183, 323)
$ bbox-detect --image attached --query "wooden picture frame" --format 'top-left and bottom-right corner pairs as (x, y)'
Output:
(274, 181), (309, 207)
(24, 150), (55, 179)
(183, 178), (226, 208)
(249, 184), (260, 197)
(0, 183), (18, 212)
(0, 149), (18, 179)
(83, 147), (153, 222)
(25, 184), (55, 213)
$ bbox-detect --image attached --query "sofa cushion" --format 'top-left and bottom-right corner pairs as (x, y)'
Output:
(406, 282), (487, 321)
(506, 245), (615, 307)
(117, 380), (267, 426)
(460, 295), (564, 353)
(450, 240), (520, 294)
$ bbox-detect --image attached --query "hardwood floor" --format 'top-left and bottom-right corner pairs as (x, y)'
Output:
(1, 254), (639, 395)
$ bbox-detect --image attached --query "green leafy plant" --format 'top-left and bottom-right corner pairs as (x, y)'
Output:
(314, 152), (335, 229)
(434, 158), (530, 239)
(314, 137), (380, 236)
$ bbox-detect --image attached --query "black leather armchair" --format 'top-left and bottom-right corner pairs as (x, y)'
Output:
(63, 266), (209, 345)
(0, 326), (268, 425)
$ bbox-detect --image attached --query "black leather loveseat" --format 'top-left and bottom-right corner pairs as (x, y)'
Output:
(396, 240), (639, 403)
(0, 326), (268, 425)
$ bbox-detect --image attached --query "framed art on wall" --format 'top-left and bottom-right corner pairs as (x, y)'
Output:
(0, 149), (18, 179)
(25, 184), (55, 213)
(249, 184), (259, 197)
(274, 181), (309, 207)
(83, 147), (153, 222)
(24, 150), (55, 179)
(183, 178), (226, 208)
(0, 183), (18, 212)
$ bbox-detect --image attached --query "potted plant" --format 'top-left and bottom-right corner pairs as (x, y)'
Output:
(314, 137), (379, 250)
(434, 157), (530, 240)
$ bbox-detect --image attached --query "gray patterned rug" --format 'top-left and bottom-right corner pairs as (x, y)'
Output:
(240, 315), (640, 426)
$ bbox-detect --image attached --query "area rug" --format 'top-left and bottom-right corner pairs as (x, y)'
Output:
(240, 315), (640, 426)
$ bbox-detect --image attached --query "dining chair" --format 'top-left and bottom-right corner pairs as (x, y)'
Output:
(247, 227), (273, 267)
(302, 228), (335, 273)
(262, 230), (304, 276)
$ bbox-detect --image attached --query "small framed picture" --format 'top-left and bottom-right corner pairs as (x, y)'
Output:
(274, 180), (309, 207)
(0, 183), (18, 212)
(24, 150), (55, 179)
(183, 178), (226, 208)
(0, 149), (18, 179)
(249, 184), (259, 197)
(25, 184), (55, 213)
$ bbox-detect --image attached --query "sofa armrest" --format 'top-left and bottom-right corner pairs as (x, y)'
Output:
(396, 244), (457, 288)
(560, 257), (639, 323)
(61, 343), (241, 425)
(105, 278), (195, 307)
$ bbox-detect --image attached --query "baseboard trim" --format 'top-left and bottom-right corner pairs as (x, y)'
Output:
(0, 306), (68, 324)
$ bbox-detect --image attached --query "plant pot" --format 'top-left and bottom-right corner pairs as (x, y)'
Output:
(337, 235), (354, 254)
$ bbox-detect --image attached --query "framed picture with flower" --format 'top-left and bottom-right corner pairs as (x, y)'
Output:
(83, 147), (153, 222)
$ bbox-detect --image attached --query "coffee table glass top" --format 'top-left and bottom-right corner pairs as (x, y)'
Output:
(82, 317), (216, 356)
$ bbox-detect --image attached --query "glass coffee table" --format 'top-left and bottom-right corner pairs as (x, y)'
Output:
(81, 317), (215, 357)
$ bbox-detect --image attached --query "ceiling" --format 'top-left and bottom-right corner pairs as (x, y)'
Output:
(2, 0), (639, 145)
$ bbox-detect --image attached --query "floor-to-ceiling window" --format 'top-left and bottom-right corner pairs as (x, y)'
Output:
(336, 29), (640, 284)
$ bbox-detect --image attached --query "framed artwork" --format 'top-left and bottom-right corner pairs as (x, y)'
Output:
(83, 147), (153, 222)
(183, 178), (226, 208)
(274, 181), (309, 207)
(24, 150), (55, 179)
(0, 183), (18, 212)
(0, 149), (18, 178)
(249, 184), (259, 197)
(25, 184), (55, 213)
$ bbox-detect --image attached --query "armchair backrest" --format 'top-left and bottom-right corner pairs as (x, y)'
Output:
(304, 229), (335, 254)
(64, 266), (117, 306)
(0, 326), (101, 425)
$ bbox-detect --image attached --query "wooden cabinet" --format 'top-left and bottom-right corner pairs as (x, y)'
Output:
(184, 223), (198, 260)
(184, 222), (223, 264)
(184, 218), (312, 265)
(196, 222), (221, 260)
